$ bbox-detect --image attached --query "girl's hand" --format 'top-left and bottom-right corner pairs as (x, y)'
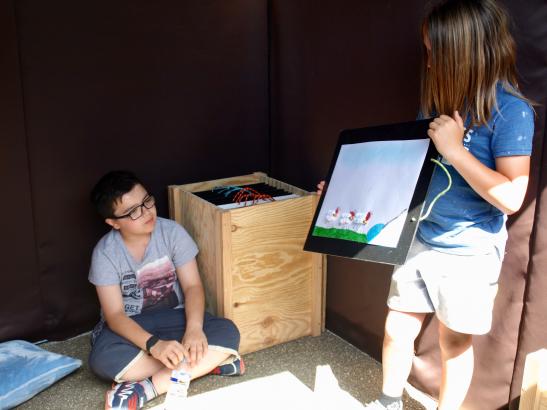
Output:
(427, 111), (466, 163)
(316, 180), (325, 195)
(149, 339), (187, 369)
(181, 326), (208, 367)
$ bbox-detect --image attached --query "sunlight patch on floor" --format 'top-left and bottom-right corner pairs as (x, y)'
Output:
(150, 365), (365, 410)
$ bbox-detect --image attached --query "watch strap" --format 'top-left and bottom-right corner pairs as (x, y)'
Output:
(145, 335), (160, 355)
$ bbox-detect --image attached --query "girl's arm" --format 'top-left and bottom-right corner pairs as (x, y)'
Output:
(96, 285), (186, 369)
(428, 112), (530, 215)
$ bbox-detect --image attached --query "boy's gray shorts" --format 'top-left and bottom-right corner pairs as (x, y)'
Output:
(89, 308), (240, 382)
(387, 239), (502, 335)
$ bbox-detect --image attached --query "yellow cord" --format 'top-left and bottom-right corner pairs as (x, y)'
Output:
(418, 158), (452, 222)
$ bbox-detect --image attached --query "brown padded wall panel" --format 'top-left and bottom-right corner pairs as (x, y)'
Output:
(325, 258), (392, 361)
(269, 0), (426, 190)
(506, 4), (547, 407)
(0, 0), (44, 341)
(7, 0), (269, 341)
(507, 21), (547, 407)
(508, 118), (547, 410)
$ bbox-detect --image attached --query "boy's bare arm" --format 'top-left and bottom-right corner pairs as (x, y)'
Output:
(96, 285), (186, 369)
(176, 258), (207, 366)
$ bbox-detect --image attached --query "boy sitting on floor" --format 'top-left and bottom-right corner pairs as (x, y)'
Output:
(88, 170), (244, 410)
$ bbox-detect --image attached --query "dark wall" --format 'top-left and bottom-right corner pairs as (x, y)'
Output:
(269, 1), (547, 409)
(270, 0), (427, 359)
(1, 0), (269, 341)
(270, 1), (425, 189)
(0, 0), (42, 342)
(269, 0), (427, 359)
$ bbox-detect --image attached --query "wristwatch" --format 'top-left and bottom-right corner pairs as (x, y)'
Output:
(145, 335), (160, 355)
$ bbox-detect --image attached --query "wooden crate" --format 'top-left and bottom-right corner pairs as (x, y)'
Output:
(168, 172), (325, 354)
(520, 349), (547, 410)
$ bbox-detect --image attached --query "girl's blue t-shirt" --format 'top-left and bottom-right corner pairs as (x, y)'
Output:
(417, 84), (535, 256)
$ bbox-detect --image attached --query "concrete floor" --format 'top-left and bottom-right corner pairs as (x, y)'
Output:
(17, 331), (430, 410)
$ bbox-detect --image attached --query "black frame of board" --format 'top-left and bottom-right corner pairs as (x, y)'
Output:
(304, 119), (439, 265)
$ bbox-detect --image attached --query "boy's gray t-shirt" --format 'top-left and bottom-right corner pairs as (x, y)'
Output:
(89, 217), (198, 332)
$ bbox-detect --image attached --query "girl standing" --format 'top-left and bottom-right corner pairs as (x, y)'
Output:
(358, 1), (534, 408)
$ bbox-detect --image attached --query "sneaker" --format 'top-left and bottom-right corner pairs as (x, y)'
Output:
(210, 357), (246, 376)
(364, 399), (403, 410)
(105, 379), (156, 410)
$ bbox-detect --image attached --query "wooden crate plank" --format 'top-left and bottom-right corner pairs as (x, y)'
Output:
(307, 193), (324, 336)
(321, 255), (327, 332)
(520, 349), (547, 410)
(221, 211), (234, 319)
(229, 195), (317, 353)
(259, 174), (310, 196)
(176, 189), (224, 315)
(538, 351), (547, 410)
(167, 185), (183, 228)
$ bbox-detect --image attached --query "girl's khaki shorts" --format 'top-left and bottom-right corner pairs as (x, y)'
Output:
(387, 239), (502, 335)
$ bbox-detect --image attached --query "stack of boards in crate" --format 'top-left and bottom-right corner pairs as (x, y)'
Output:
(169, 172), (325, 354)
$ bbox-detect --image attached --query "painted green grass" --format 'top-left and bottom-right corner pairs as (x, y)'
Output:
(312, 226), (368, 243)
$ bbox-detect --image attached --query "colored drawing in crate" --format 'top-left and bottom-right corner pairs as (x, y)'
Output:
(192, 182), (299, 209)
(214, 185), (275, 206)
(312, 139), (429, 248)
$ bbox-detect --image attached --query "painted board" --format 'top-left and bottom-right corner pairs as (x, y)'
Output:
(304, 119), (438, 265)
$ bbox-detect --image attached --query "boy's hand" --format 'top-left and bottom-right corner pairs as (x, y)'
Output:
(182, 326), (208, 367)
(427, 111), (466, 163)
(150, 339), (187, 369)
(316, 180), (326, 195)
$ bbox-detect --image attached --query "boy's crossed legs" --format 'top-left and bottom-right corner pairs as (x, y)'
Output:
(121, 347), (235, 392)
(108, 348), (236, 410)
(89, 309), (243, 409)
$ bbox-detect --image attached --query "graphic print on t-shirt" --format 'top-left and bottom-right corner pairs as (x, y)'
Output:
(137, 256), (179, 311)
(121, 271), (142, 315)
(463, 129), (474, 151)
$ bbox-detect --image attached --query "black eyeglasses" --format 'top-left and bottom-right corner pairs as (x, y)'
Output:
(111, 195), (155, 220)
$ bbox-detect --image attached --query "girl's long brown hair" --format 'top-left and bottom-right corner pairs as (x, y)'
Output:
(421, 0), (530, 127)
